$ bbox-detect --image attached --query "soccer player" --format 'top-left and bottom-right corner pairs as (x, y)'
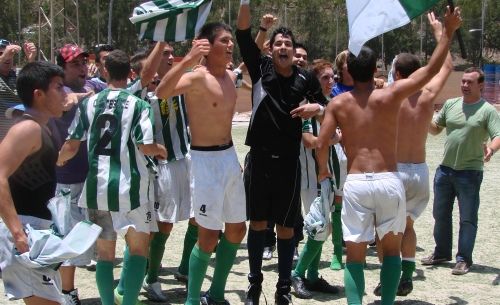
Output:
(237, 2), (327, 304)
(156, 22), (247, 305)
(141, 43), (198, 301)
(374, 12), (455, 296)
(292, 59), (340, 299)
(316, 7), (461, 305)
(57, 50), (166, 305)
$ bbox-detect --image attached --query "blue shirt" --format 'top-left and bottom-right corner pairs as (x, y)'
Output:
(331, 82), (354, 97)
(48, 80), (106, 184)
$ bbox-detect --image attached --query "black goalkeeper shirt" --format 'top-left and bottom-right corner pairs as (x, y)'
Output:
(236, 28), (327, 157)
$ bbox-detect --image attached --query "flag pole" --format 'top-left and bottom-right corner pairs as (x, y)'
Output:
(446, 0), (467, 59)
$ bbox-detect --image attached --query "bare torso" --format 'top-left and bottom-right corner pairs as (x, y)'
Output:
(397, 90), (435, 163)
(185, 69), (237, 146)
(333, 86), (402, 174)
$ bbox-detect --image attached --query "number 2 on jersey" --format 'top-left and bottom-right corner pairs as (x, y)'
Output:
(95, 113), (118, 156)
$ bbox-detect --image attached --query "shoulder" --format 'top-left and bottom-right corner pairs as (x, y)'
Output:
(479, 99), (499, 115)
(7, 119), (43, 147)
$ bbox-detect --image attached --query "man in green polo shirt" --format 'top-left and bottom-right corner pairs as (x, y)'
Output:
(423, 67), (500, 275)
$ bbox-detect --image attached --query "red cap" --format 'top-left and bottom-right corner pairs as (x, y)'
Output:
(58, 44), (88, 63)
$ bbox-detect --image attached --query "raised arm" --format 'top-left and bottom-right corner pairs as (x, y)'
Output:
(422, 12), (454, 100)
(392, 6), (461, 101)
(255, 14), (277, 51)
(237, 0), (251, 30)
(140, 41), (167, 87)
(155, 39), (210, 99)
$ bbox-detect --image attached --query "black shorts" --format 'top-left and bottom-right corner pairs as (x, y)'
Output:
(243, 149), (301, 228)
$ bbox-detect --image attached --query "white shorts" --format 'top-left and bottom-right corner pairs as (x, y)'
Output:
(0, 216), (63, 304)
(154, 159), (193, 223)
(56, 183), (93, 267)
(301, 188), (319, 215)
(332, 143), (348, 197)
(342, 172), (406, 242)
(88, 203), (158, 241)
(189, 146), (246, 230)
(397, 163), (430, 221)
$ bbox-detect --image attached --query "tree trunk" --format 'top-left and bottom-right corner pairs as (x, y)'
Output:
(107, 0), (114, 45)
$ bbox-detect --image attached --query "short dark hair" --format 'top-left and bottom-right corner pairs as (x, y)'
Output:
(197, 22), (232, 44)
(130, 52), (148, 75)
(347, 46), (377, 82)
(394, 53), (421, 79)
(16, 61), (64, 107)
(95, 44), (114, 63)
(104, 50), (130, 81)
(295, 42), (307, 53)
(269, 27), (296, 49)
(464, 67), (485, 83)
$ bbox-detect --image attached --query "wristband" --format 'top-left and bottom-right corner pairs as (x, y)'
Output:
(318, 105), (325, 116)
(240, 0), (250, 5)
(259, 26), (267, 32)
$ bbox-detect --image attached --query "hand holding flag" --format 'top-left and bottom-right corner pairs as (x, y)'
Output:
(130, 0), (213, 42)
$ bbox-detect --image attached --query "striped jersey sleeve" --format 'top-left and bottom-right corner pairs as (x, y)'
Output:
(148, 94), (190, 162)
(68, 97), (92, 141)
(132, 98), (155, 145)
(127, 78), (148, 100)
(302, 118), (313, 134)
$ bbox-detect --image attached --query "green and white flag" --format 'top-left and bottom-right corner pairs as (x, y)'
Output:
(347, 0), (439, 56)
(130, 0), (213, 42)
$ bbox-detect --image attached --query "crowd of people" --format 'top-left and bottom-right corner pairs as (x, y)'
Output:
(0, 2), (499, 305)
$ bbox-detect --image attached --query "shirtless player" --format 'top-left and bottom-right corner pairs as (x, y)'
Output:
(155, 22), (247, 305)
(374, 11), (455, 297)
(316, 7), (462, 305)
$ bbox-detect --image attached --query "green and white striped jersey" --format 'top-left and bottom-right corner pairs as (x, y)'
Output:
(300, 118), (319, 191)
(127, 77), (148, 100)
(68, 88), (155, 212)
(147, 93), (190, 163)
(301, 118), (345, 191)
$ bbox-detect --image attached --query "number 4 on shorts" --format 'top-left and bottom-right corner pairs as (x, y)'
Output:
(200, 204), (206, 214)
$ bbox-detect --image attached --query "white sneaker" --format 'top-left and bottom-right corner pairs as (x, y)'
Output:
(63, 288), (81, 305)
(85, 259), (97, 271)
(262, 246), (274, 260)
(142, 279), (168, 302)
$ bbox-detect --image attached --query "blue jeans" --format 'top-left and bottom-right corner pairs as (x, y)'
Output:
(432, 165), (483, 265)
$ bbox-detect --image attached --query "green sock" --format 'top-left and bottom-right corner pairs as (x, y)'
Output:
(146, 232), (169, 284)
(122, 255), (148, 305)
(344, 262), (365, 305)
(96, 260), (114, 305)
(306, 245), (322, 283)
(401, 259), (415, 280)
(179, 223), (198, 276)
(380, 256), (402, 305)
(292, 238), (323, 279)
(209, 235), (240, 302)
(331, 206), (344, 270)
(116, 246), (130, 295)
(185, 245), (211, 305)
